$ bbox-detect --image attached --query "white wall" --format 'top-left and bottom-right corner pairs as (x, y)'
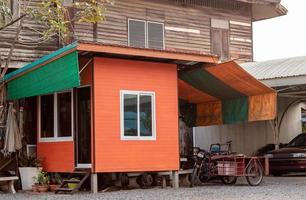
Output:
(194, 99), (302, 155)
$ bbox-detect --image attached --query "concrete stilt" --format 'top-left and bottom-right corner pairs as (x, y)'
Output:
(91, 173), (98, 193)
(172, 171), (179, 189)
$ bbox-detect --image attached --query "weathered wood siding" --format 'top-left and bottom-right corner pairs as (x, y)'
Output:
(229, 20), (253, 63)
(0, 0), (254, 67)
(0, 0), (58, 68)
(75, 0), (253, 62)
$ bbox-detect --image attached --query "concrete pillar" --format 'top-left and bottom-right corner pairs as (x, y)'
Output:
(172, 171), (179, 189)
(91, 173), (98, 193)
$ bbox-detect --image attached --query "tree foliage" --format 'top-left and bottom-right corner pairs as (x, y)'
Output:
(0, 0), (12, 28)
(0, 0), (111, 41)
(0, 0), (111, 78)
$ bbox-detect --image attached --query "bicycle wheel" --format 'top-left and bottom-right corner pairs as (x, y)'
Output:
(246, 161), (263, 186)
(221, 176), (237, 185)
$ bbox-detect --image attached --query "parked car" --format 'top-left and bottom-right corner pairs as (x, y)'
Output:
(265, 133), (306, 176)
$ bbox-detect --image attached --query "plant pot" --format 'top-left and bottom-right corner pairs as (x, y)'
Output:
(19, 167), (41, 190)
(68, 183), (78, 189)
(32, 184), (39, 192)
(37, 185), (49, 192)
(49, 184), (60, 192)
(67, 178), (79, 189)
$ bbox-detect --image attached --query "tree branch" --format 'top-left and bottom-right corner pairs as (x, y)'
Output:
(0, 14), (26, 31)
(1, 18), (24, 78)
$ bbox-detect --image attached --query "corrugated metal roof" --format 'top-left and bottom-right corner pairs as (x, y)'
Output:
(241, 56), (306, 80)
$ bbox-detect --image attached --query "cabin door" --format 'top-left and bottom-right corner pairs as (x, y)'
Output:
(76, 86), (92, 168)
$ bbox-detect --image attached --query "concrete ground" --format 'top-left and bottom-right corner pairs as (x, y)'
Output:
(1, 176), (306, 200)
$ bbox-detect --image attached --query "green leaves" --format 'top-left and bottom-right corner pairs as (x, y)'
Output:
(1, 0), (111, 42)
(74, 0), (110, 23)
(29, 0), (111, 41)
(29, 0), (71, 40)
(0, 0), (12, 28)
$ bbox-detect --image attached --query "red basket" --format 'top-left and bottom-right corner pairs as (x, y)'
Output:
(217, 160), (244, 176)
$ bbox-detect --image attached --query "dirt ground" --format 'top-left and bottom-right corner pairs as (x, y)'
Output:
(1, 176), (306, 200)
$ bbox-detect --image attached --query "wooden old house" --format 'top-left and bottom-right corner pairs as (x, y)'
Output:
(0, 0), (286, 192)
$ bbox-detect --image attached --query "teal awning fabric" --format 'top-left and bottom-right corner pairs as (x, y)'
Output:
(4, 43), (80, 100)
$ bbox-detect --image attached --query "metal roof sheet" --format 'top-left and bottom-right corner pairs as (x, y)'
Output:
(241, 56), (306, 80)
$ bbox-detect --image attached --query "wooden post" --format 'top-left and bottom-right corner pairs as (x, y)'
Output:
(172, 171), (179, 189)
(162, 176), (167, 188)
(91, 173), (98, 193)
(265, 157), (270, 176)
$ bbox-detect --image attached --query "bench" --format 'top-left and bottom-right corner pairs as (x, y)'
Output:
(0, 176), (18, 193)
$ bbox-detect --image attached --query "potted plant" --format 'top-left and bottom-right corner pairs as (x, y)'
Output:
(36, 170), (49, 192)
(49, 173), (62, 192)
(32, 176), (39, 192)
(68, 178), (79, 189)
(18, 153), (43, 190)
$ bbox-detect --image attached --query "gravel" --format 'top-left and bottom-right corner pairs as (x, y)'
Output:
(1, 176), (306, 200)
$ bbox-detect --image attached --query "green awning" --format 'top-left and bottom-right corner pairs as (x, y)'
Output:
(4, 43), (80, 100)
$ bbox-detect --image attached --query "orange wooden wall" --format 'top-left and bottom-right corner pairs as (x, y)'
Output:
(93, 57), (179, 172)
(36, 57), (93, 173)
(79, 57), (93, 86)
(37, 142), (75, 172)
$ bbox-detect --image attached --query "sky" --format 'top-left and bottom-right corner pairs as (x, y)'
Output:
(253, 0), (306, 61)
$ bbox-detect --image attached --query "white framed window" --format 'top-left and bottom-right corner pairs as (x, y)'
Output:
(128, 19), (165, 50)
(147, 21), (165, 50)
(120, 90), (156, 140)
(39, 90), (74, 142)
(128, 19), (147, 48)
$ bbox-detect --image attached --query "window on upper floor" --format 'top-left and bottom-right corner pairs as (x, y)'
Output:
(128, 19), (164, 50)
(211, 19), (229, 61)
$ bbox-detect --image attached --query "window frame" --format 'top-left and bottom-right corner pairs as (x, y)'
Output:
(210, 18), (230, 61)
(120, 90), (156, 141)
(128, 18), (165, 50)
(38, 90), (74, 142)
(146, 21), (165, 50)
(127, 18), (147, 48)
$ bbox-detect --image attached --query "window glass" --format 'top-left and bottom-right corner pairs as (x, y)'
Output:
(121, 91), (155, 139)
(128, 20), (146, 48)
(57, 92), (72, 137)
(147, 22), (164, 50)
(128, 19), (165, 50)
(140, 95), (152, 137)
(41, 94), (54, 138)
(288, 134), (306, 147)
(123, 94), (138, 136)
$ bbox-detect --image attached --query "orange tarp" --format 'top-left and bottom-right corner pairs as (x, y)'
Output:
(248, 92), (277, 122)
(197, 101), (222, 126)
(179, 61), (277, 126)
(205, 61), (274, 96)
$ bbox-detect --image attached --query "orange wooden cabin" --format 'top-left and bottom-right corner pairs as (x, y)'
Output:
(4, 42), (276, 191)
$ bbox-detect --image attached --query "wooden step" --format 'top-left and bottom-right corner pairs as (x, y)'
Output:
(55, 188), (73, 192)
(70, 171), (89, 174)
(63, 179), (81, 184)
(55, 172), (90, 194)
